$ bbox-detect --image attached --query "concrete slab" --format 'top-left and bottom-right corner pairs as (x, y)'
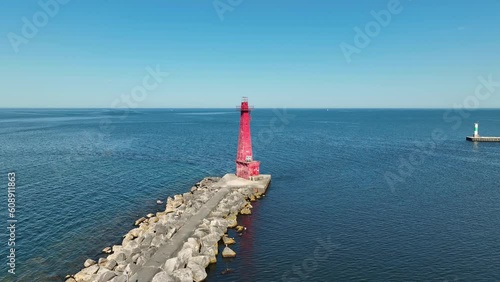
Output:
(219, 174), (271, 194)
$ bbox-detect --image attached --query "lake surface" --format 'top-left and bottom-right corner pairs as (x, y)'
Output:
(1, 108), (499, 281)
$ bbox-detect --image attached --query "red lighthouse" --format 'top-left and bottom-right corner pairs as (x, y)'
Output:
(236, 97), (260, 179)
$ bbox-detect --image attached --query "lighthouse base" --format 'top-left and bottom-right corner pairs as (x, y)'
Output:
(236, 160), (260, 180)
(221, 173), (272, 194)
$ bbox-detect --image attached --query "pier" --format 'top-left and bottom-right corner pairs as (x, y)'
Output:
(68, 98), (271, 282)
(466, 122), (500, 142)
(466, 136), (500, 142)
(135, 174), (271, 281)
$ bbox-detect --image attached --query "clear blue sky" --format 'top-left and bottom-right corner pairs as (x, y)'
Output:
(1, 0), (499, 108)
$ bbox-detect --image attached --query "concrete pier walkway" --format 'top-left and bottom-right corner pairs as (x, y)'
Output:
(134, 187), (231, 281)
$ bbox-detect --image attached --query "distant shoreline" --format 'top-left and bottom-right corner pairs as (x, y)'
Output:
(2, 108), (500, 110)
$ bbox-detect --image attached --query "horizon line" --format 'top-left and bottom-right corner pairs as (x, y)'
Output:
(1, 107), (500, 110)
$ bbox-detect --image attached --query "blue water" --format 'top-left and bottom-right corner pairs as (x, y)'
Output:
(1, 109), (500, 281)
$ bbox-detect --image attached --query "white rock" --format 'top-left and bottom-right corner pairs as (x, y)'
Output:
(98, 258), (108, 266)
(152, 271), (175, 282)
(165, 205), (176, 214)
(189, 256), (210, 269)
(112, 245), (123, 253)
(163, 257), (180, 273)
(110, 275), (127, 282)
(187, 238), (200, 252)
(129, 228), (142, 238)
(134, 217), (147, 226)
(98, 270), (117, 281)
(126, 234), (136, 243)
(74, 265), (99, 282)
(222, 247), (236, 258)
(240, 207), (252, 215)
(104, 259), (117, 270)
(177, 247), (193, 265)
(114, 252), (126, 263)
(187, 261), (207, 282)
(115, 264), (126, 272)
(123, 240), (139, 251)
(200, 246), (216, 258)
(222, 236), (235, 245)
(84, 259), (96, 268)
(124, 263), (139, 276)
(172, 268), (193, 282)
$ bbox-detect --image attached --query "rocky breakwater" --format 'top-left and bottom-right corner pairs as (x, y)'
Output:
(67, 174), (270, 282)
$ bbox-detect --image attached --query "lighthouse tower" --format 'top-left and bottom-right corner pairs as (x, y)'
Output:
(236, 97), (260, 179)
(474, 122), (479, 137)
